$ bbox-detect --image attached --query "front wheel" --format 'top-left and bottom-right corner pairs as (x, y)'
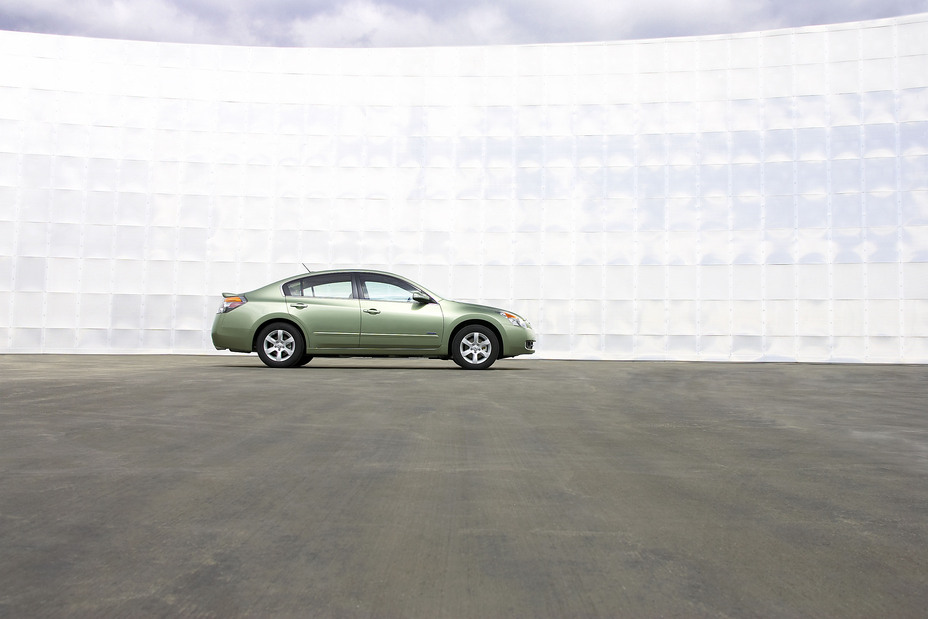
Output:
(256, 323), (305, 368)
(451, 325), (499, 370)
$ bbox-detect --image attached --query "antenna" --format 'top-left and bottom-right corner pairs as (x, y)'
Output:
(301, 263), (312, 273)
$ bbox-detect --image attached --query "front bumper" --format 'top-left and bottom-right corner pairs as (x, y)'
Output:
(499, 325), (537, 357)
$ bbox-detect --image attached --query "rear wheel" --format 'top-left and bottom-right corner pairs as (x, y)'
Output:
(256, 323), (305, 368)
(451, 325), (499, 370)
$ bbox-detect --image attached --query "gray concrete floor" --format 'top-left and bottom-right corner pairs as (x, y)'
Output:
(1, 355), (926, 618)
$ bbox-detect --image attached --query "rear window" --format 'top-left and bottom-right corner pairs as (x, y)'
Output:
(284, 275), (353, 299)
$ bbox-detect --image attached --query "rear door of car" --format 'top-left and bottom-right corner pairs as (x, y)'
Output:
(358, 273), (443, 350)
(283, 273), (361, 349)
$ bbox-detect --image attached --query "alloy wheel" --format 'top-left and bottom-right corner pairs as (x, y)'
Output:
(263, 329), (295, 362)
(459, 332), (492, 365)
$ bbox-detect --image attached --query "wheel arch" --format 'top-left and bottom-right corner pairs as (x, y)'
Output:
(251, 318), (307, 353)
(447, 319), (505, 358)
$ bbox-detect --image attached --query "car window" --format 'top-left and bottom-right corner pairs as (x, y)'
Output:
(311, 280), (352, 298)
(362, 275), (418, 302)
(284, 275), (354, 299)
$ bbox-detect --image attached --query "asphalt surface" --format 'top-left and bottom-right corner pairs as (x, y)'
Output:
(1, 355), (927, 618)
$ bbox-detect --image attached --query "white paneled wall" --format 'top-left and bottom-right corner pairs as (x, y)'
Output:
(1, 14), (927, 361)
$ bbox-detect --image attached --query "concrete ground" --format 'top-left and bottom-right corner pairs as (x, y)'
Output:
(1, 355), (926, 618)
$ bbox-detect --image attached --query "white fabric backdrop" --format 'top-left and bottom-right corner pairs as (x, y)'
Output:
(1, 14), (927, 361)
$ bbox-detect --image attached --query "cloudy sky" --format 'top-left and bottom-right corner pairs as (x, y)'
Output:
(1, 0), (926, 47)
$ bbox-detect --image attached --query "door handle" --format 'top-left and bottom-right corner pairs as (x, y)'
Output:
(363, 308), (381, 315)
(290, 303), (308, 309)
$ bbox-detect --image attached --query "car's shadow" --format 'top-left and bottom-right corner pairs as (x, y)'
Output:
(216, 363), (529, 371)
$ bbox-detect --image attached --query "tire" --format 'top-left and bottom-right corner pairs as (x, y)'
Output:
(256, 322), (305, 368)
(297, 354), (313, 366)
(451, 325), (499, 370)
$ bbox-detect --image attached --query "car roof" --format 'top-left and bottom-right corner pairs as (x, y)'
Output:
(268, 269), (443, 299)
(279, 268), (407, 280)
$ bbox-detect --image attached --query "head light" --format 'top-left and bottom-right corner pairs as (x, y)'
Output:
(500, 311), (529, 329)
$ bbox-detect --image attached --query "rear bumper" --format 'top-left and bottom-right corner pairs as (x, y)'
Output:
(210, 313), (254, 353)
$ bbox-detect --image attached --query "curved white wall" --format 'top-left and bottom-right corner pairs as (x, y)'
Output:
(1, 14), (927, 361)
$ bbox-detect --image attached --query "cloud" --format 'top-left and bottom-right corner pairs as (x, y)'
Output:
(0, 0), (925, 47)
(493, 0), (764, 42)
(0, 0), (234, 44)
(276, 0), (778, 47)
(288, 1), (521, 47)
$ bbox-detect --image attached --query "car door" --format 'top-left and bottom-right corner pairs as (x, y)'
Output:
(358, 273), (443, 350)
(283, 273), (360, 349)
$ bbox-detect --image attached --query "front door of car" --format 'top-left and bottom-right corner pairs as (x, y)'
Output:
(358, 274), (443, 350)
(284, 274), (360, 349)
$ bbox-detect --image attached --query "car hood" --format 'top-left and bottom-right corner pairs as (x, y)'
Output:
(441, 299), (507, 315)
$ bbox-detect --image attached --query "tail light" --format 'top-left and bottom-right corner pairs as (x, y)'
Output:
(218, 295), (246, 313)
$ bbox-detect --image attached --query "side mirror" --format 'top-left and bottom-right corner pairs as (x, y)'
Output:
(412, 291), (432, 304)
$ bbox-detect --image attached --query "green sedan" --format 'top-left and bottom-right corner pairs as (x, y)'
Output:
(211, 269), (536, 369)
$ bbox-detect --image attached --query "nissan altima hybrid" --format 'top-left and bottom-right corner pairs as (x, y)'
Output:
(211, 270), (536, 369)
